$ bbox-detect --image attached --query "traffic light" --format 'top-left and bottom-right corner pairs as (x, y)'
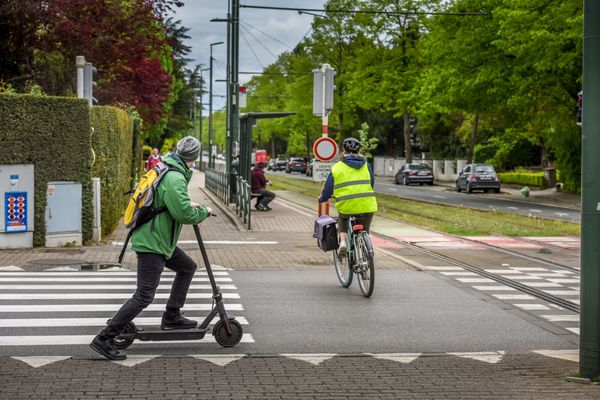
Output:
(312, 64), (336, 116)
(83, 62), (98, 106)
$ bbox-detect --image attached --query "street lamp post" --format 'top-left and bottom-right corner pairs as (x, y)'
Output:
(209, 41), (224, 170)
(199, 67), (210, 170)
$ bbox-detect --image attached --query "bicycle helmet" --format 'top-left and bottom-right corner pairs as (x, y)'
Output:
(342, 137), (361, 153)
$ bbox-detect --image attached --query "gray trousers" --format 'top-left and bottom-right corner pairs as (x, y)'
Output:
(99, 247), (197, 339)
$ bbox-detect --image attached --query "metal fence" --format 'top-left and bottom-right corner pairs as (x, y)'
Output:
(205, 168), (229, 205)
(235, 175), (254, 230)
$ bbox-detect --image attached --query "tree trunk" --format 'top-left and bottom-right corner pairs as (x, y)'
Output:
(540, 138), (550, 167)
(271, 134), (276, 158)
(403, 111), (412, 163)
(466, 114), (479, 164)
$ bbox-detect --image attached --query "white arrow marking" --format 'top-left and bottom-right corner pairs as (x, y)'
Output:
(533, 350), (578, 362)
(448, 351), (505, 364)
(190, 354), (246, 366)
(111, 354), (159, 367)
(529, 209), (543, 213)
(281, 353), (336, 366)
(368, 353), (421, 364)
(12, 356), (71, 368)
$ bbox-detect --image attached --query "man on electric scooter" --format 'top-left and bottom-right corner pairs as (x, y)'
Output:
(90, 136), (213, 360)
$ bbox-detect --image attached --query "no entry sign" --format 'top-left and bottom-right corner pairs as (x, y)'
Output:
(313, 137), (338, 162)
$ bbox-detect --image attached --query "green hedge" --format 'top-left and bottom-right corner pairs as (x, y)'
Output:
(497, 171), (547, 188)
(90, 106), (134, 238)
(0, 94), (93, 245)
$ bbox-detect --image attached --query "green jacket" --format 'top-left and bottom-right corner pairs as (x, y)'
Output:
(131, 155), (209, 259)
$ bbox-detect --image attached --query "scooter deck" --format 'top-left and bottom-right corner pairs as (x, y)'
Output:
(134, 326), (209, 342)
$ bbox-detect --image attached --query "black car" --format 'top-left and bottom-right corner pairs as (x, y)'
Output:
(286, 157), (307, 174)
(456, 163), (501, 193)
(395, 163), (434, 185)
(271, 157), (288, 171)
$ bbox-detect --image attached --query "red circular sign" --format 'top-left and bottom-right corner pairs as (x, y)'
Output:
(313, 137), (338, 162)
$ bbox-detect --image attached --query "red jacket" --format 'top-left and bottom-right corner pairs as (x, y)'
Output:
(251, 167), (267, 193)
(146, 155), (161, 171)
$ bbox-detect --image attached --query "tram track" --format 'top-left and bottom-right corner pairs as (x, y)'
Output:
(375, 232), (581, 314)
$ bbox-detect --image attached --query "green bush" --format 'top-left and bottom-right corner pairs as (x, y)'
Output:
(91, 106), (134, 238)
(498, 171), (547, 187)
(0, 93), (93, 245)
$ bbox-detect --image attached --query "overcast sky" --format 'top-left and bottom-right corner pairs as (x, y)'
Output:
(173, 1), (326, 109)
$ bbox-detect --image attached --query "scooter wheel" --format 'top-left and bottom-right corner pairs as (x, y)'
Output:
(114, 322), (136, 349)
(213, 320), (243, 348)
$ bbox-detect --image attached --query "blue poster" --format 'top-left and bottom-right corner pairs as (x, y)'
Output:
(5, 192), (27, 233)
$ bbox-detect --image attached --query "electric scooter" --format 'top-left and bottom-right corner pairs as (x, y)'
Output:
(112, 224), (244, 349)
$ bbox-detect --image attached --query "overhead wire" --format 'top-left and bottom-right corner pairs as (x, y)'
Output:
(240, 23), (278, 59)
(240, 20), (294, 51)
(240, 4), (488, 16)
(240, 28), (265, 69)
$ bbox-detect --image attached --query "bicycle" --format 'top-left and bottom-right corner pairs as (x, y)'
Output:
(332, 215), (375, 297)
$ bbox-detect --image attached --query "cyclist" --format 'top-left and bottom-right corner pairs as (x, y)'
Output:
(319, 137), (377, 255)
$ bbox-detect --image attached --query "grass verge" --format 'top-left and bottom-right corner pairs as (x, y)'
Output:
(267, 174), (580, 237)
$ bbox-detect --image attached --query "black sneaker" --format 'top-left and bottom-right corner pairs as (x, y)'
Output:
(89, 335), (127, 360)
(265, 205), (272, 211)
(161, 312), (198, 330)
(256, 204), (268, 211)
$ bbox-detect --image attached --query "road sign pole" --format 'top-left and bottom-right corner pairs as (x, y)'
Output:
(580, 0), (600, 379)
(321, 64), (328, 137)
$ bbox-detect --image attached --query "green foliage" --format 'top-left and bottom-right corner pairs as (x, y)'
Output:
(357, 122), (379, 162)
(498, 171), (547, 188)
(90, 106), (134, 237)
(0, 94), (93, 245)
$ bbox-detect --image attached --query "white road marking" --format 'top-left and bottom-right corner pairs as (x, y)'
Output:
(190, 354), (246, 366)
(440, 272), (478, 276)
(541, 315), (579, 322)
(0, 284), (237, 290)
(111, 355), (159, 367)
(0, 277), (232, 282)
(0, 333), (255, 346)
(554, 213), (570, 217)
(456, 278), (495, 283)
(281, 353), (336, 366)
(514, 304), (550, 310)
(0, 304), (244, 312)
(433, 195), (447, 199)
(0, 292), (241, 300)
(112, 240), (279, 246)
(448, 351), (505, 364)
(567, 327), (580, 334)
(12, 356), (71, 368)
(493, 294), (536, 300)
(424, 266), (463, 271)
(0, 271), (229, 276)
(0, 317), (249, 328)
(542, 290), (580, 296)
(0, 266), (24, 271)
(533, 350), (578, 362)
(507, 207), (519, 210)
(519, 281), (563, 288)
(473, 286), (516, 291)
(485, 269), (523, 274)
(368, 353), (421, 364)
(510, 267), (548, 272)
(528, 209), (543, 213)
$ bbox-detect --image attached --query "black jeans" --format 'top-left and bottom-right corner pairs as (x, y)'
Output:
(338, 212), (374, 235)
(254, 188), (276, 207)
(99, 247), (197, 339)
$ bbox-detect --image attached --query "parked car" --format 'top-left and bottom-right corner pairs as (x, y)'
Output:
(286, 157), (307, 174)
(272, 157), (288, 171)
(305, 158), (316, 177)
(267, 159), (276, 170)
(395, 163), (434, 185)
(455, 163), (501, 193)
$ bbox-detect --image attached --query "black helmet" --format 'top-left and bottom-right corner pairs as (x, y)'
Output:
(342, 137), (361, 153)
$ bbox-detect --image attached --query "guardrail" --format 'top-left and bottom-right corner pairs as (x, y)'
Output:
(235, 175), (253, 230)
(205, 168), (228, 205)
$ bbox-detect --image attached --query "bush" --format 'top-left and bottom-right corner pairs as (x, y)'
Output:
(90, 106), (134, 238)
(498, 170), (547, 187)
(0, 93), (93, 245)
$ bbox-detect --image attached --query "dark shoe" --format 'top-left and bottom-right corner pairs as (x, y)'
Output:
(265, 205), (272, 211)
(89, 335), (126, 361)
(161, 312), (198, 330)
(256, 203), (268, 211)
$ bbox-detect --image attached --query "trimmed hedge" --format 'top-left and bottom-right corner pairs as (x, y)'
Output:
(90, 106), (134, 238)
(0, 94), (93, 245)
(498, 171), (547, 188)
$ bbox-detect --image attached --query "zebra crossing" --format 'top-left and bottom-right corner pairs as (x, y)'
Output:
(425, 265), (581, 335)
(0, 269), (254, 348)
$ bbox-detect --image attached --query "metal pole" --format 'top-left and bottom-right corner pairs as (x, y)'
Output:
(580, 0), (600, 379)
(75, 56), (85, 99)
(226, 4), (233, 202)
(208, 47), (214, 170)
(321, 64), (328, 137)
(232, 0), (240, 163)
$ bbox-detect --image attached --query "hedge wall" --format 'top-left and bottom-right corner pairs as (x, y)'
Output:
(0, 94), (93, 245)
(497, 172), (547, 188)
(90, 106), (134, 238)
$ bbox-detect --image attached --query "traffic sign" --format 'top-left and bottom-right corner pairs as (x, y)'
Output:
(313, 137), (338, 162)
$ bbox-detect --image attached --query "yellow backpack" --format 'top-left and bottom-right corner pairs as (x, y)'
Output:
(119, 162), (171, 263)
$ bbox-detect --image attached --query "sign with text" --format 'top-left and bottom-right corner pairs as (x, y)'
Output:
(5, 192), (27, 233)
(313, 137), (338, 162)
(312, 161), (333, 182)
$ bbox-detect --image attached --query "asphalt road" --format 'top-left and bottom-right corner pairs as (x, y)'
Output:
(270, 171), (580, 223)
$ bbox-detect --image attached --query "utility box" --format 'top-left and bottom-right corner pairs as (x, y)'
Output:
(45, 181), (82, 247)
(0, 165), (35, 249)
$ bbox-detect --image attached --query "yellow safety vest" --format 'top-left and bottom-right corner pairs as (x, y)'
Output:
(332, 161), (377, 215)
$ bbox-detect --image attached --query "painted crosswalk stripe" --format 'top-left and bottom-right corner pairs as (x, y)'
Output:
(0, 304), (244, 312)
(0, 284), (237, 290)
(514, 304), (550, 310)
(493, 294), (536, 300)
(0, 271), (230, 276)
(472, 286), (516, 291)
(0, 333), (255, 346)
(541, 315), (579, 322)
(456, 278), (495, 283)
(0, 277), (232, 282)
(0, 293), (240, 300)
(1, 316), (249, 327)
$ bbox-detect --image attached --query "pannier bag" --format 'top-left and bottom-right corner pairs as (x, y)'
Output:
(313, 215), (339, 252)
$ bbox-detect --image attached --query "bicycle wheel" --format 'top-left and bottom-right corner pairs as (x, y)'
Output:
(333, 249), (353, 288)
(355, 232), (375, 297)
